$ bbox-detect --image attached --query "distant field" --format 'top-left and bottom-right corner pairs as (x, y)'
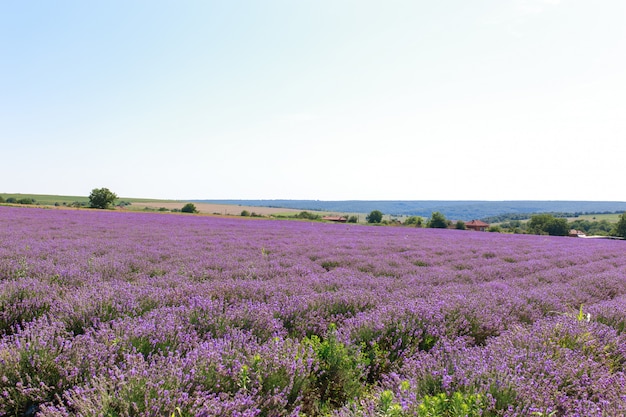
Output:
(0, 193), (306, 217)
(0, 193), (171, 205)
(127, 201), (304, 216)
(571, 213), (622, 222)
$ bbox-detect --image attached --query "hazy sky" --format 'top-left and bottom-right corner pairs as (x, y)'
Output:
(2, 1), (625, 201)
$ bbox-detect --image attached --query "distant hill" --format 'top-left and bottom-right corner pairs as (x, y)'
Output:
(193, 200), (626, 221)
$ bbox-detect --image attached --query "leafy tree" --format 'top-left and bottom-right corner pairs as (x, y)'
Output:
(347, 215), (358, 223)
(527, 214), (569, 236)
(427, 211), (448, 228)
(88, 188), (118, 209)
(0, 196), (4, 203)
(181, 203), (198, 213)
(455, 220), (466, 230)
(366, 210), (383, 224)
(613, 212), (626, 238)
(241, 210), (251, 217)
(296, 211), (321, 220)
(404, 216), (423, 227)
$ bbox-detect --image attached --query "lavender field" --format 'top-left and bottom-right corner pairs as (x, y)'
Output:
(2, 206), (626, 417)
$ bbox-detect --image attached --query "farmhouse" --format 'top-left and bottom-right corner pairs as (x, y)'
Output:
(465, 219), (489, 231)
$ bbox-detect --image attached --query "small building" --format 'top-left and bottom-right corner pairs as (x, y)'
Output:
(569, 229), (586, 238)
(322, 216), (347, 223)
(465, 220), (489, 232)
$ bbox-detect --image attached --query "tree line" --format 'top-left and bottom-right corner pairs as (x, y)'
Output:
(363, 209), (626, 238)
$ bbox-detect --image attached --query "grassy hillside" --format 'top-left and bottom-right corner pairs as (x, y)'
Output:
(0, 193), (175, 206)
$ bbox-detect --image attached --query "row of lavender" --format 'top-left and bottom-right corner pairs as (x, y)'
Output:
(1, 206), (626, 416)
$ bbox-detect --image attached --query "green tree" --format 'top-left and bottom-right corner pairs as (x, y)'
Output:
(613, 212), (626, 238)
(347, 215), (358, 223)
(181, 203), (198, 213)
(366, 210), (383, 224)
(527, 213), (569, 236)
(88, 188), (118, 209)
(296, 211), (321, 220)
(427, 211), (448, 228)
(241, 210), (251, 217)
(404, 216), (423, 227)
(455, 220), (466, 230)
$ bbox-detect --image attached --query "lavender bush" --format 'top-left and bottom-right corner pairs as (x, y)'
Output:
(1, 206), (626, 416)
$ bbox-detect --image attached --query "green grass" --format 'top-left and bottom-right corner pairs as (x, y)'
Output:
(569, 213), (622, 222)
(0, 193), (178, 206)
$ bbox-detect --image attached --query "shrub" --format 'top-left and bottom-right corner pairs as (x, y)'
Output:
(417, 391), (485, 417)
(241, 210), (251, 217)
(16, 198), (35, 205)
(296, 211), (321, 220)
(303, 325), (366, 412)
(347, 215), (358, 223)
(181, 203), (198, 213)
(405, 216), (424, 227)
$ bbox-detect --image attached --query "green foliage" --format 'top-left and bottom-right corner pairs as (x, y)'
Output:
(88, 188), (118, 209)
(181, 203), (198, 213)
(527, 214), (569, 236)
(296, 211), (321, 220)
(366, 210), (383, 224)
(377, 390), (406, 417)
(16, 198), (35, 205)
(488, 225), (502, 233)
(417, 391), (485, 417)
(405, 216), (424, 227)
(568, 219), (612, 236)
(455, 220), (466, 230)
(6, 197), (17, 203)
(304, 324), (366, 411)
(612, 212), (626, 238)
(241, 210), (251, 217)
(347, 215), (359, 223)
(427, 212), (448, 228)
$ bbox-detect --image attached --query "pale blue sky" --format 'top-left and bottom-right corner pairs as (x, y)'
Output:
(2, 1), (625, 200)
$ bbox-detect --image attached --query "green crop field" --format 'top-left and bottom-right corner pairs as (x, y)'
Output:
(571, 212), (623, 222)
(0, 193), (175, 206)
